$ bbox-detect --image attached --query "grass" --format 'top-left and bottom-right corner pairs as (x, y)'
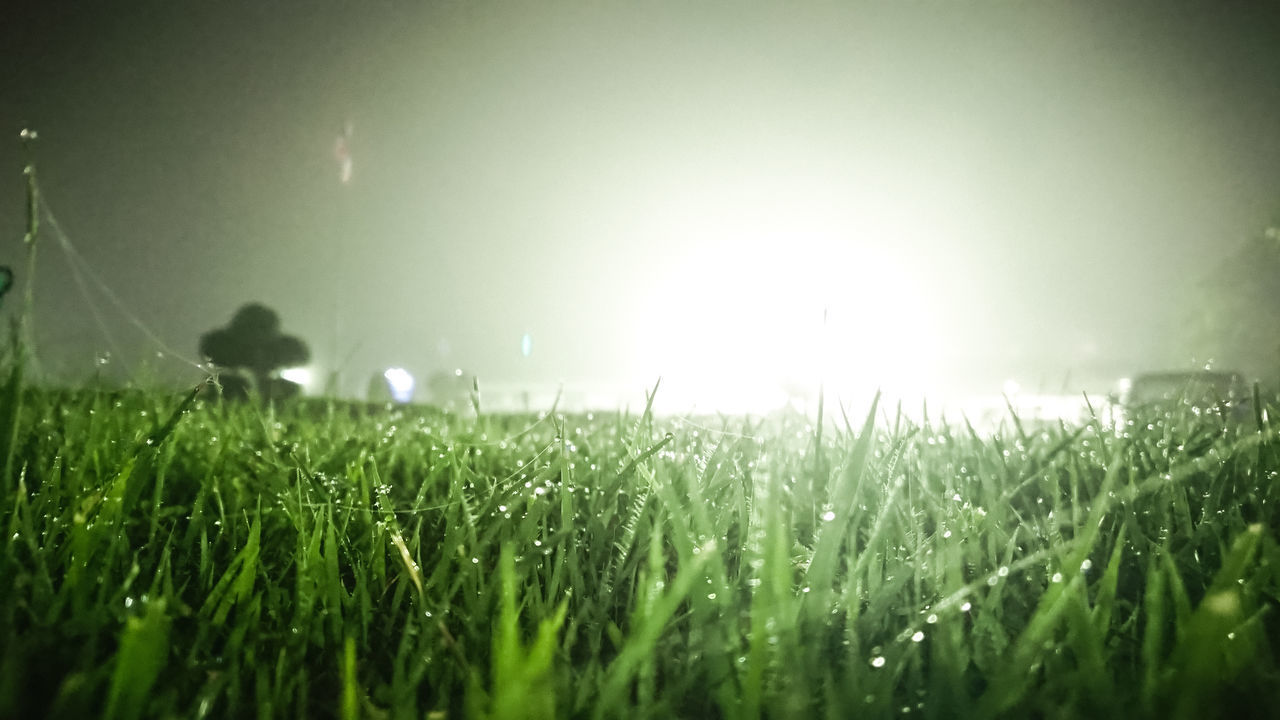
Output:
(1, 378), (1278, 718)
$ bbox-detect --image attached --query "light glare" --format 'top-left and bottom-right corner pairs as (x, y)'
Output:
(383, 367), (415, 403)
(280, 367), (314, 388)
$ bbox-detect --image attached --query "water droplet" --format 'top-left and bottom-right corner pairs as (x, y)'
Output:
(925, 613), (938, 624)
(871, 656), (886, 668)
(1051, 572), (1063, 583)
(911, 631), (924, 642)
(960, 601), (971, 612)
(821, 510), (836, 522)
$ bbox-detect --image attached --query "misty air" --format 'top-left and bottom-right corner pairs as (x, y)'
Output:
(2, 2), (1279, 718)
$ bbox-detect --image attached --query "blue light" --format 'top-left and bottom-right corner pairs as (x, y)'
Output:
(383, 367), (415, 403)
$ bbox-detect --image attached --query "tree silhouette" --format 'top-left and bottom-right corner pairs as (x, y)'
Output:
(200, 303), (310, 400)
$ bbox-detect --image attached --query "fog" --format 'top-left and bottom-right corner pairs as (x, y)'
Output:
(3, 1), (1279, 413)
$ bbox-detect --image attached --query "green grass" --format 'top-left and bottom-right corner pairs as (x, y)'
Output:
(1, 381), (1278, 718)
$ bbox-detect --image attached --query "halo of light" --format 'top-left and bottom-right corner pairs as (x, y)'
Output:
(383, 367), (415, 403)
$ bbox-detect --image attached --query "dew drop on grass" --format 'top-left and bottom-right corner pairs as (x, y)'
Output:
(960, 601), (971, 612)
(911, 631), (924, 642)
(997, 566), (1009, 577)
(925, 613), (938, 624)
(871, 656), (886, 668)
(821, 510), (836, 522)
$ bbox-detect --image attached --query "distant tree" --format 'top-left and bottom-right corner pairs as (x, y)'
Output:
(200, 303), (310, 400)
(1187, 224), (1280, 383)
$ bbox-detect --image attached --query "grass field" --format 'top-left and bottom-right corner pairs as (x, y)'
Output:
(1, 378), (1278, 719)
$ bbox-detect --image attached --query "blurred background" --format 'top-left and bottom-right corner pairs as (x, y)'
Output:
(2, 0), (1278, 417)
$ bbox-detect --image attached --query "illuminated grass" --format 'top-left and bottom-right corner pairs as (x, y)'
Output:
(1, 383), (1278, 718)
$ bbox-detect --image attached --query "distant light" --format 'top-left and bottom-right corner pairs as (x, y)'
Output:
(521, 332), (533, 358)
(383, 367), (415, 403)
(280, 366), (314, 387)
(335, 122), (353, 184)
(1002, 379), (1021, 396)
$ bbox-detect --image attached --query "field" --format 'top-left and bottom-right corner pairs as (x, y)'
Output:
(1, 379), (1278, 719)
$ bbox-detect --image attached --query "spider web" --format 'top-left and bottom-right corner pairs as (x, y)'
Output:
(38, 182), (214, 384)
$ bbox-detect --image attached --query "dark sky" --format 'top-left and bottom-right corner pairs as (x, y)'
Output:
(3, 1), (1279, 408)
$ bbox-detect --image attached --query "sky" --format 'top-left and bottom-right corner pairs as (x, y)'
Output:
(2, 0), (1279, 411)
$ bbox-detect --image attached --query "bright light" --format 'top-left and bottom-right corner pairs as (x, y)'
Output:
(280, 366), (314, 388)
(1003, 379), (1022, 396)
(634, 232), (945, 410)
(521, 333), (533, 358)
(627, 154), (967, 412)
(383, 367), (415, 403)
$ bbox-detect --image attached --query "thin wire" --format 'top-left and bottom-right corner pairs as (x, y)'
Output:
(670, 414), (758, 440)
(59, 238), (134, 375)
(41, 190), (211, 376)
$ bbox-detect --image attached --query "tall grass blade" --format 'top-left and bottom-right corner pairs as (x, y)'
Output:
(104, 599), (171, 720)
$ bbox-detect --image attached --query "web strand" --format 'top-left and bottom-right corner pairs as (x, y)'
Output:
(40, 187), (212, 378)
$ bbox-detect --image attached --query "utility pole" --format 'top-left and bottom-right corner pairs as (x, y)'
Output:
(326, 120), (354, 398)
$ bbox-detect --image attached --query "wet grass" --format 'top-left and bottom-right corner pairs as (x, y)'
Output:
(1, 381), (1279, 718)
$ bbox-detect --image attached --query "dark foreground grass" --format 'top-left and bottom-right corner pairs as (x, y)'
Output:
(1, 382), (1278, 719)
